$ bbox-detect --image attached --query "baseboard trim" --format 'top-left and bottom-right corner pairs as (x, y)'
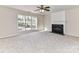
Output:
(65, 33), (79, 38)
(0, 30), (38, 39)
(0, 33), (19, 39)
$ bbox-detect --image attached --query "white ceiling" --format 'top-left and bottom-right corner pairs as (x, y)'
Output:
(5, 5), (79, 14)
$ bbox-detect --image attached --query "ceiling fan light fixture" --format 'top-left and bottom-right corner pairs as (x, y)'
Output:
(40, 9), (45, 13)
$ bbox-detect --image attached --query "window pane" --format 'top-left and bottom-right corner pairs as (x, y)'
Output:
(18, 15), (25, 31)
(25, 16), (31, 30)
(31, 16), (37, 30)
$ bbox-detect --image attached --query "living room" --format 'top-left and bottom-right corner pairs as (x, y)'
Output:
(0, 5), (79, 53)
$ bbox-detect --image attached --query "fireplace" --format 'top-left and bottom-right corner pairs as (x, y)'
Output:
(51, 24), (64, 35)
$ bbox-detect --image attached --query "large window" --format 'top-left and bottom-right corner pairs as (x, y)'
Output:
(17, 15), (37, 31)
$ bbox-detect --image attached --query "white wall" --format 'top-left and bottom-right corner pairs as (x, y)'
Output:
(0, 6), (44, 38)
(51, 11), (65, 24)
(38, 15), (45, 31)
(44, 14), (51, 31)
(65, 8), (79, 37)
(0, 6), (18, 38)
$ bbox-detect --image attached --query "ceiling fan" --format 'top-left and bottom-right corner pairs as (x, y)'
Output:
(35, 5), (50, 13)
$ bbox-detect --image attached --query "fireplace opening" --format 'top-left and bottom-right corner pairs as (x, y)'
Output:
(51, 24), (64, 35)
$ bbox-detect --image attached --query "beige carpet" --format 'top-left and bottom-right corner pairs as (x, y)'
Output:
(0, 31), (79, 53)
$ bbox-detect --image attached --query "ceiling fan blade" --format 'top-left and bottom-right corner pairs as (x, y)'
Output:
(34, 9), (40, 11)
(37, 7), (41, 8)
(45, 9), (50, 11)
(45, 6), (50, 8)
